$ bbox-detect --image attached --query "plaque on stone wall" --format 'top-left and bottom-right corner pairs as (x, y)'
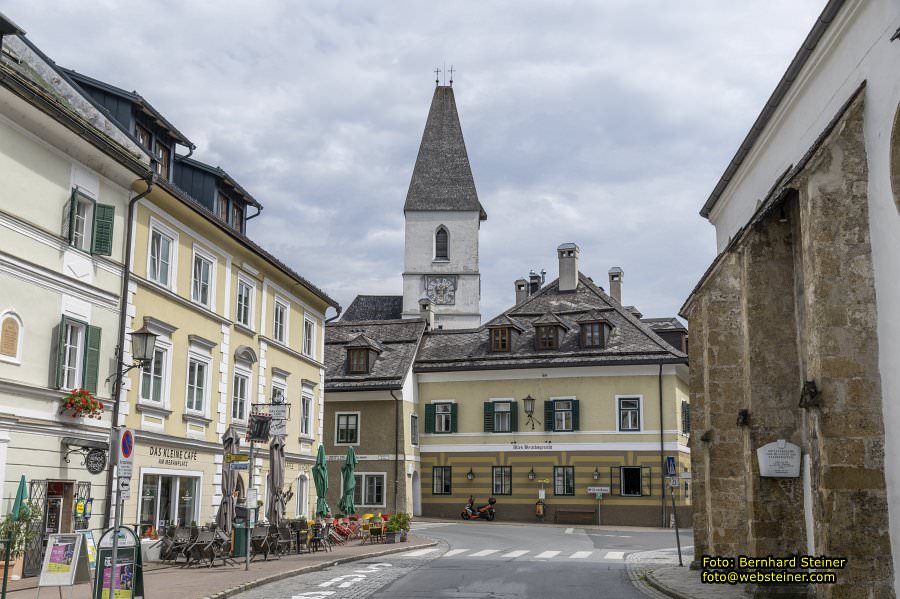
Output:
(756, 439), (801, 477)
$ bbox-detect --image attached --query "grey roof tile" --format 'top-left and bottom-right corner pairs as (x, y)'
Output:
(325, 319), (426, 391)
(341, 295), (404, 321)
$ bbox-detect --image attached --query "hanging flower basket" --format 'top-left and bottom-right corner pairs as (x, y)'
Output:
(61, 388), (104, 419)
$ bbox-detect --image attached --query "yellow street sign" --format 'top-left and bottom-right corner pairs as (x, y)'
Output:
(225, 453), (249, 463)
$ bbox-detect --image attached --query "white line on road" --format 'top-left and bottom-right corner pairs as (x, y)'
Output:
(536, 551), (560, 559)
(444, 549), (468, 557)
(565, 527), (574, 534)
(470, 549), (500, 557)
(569, 551), (592, 559)
(604, 551), (626, 560)
(402, 548), (439, 557)
(502, 550), (529, 558)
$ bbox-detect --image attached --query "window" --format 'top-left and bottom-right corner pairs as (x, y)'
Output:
(231, 203), (244, 233)
(681, 400), (691, 435)
(186, 358), (208, 412)
(232, 372), (249, 420)
(554, 466), (575, 496)
(410, 414), (419, 446)
(135, 124), (152, 150)
(65, 188), (115, 256)
(493, 402), (511, 432)
(273, 301), (288, 343)
(71, 195), (93, 251)
(0, 312), (22, 363)
(140, 347), (167, 403)
(139, 473), (200, 533)
(581, 322), (604, 347)
(490, 328), (510, 352)
(300, 392), (312, 436)
(492, 466), (512, 495)
(434, 227), (449, 260)
(216, 193), (229, 222)
(348, 349), (368, 373)
(536, 325), (558, 350)
(336, 413), (359, 444)
(432, 466), (452, 495)
(345, 473), (385, 507)
(191, 253), (213, 307)
(554, 400), (573, 432)
(303, 318), (315, 357)
(236, 278), (254, 328)
(61, 320), (85, 390)
(618, 397), (641, 431)
(149, 229), (174, 287)
(435, 403), (452, 433)
(271, 383), (286, 405)
(621, 467), (643, 497)
(155, 141), (171, 179)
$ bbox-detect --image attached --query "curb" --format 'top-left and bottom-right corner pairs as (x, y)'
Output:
(201, 540), (438, 599)
(644, 569), (693, 599)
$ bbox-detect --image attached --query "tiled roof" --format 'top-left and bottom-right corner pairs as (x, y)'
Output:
(341, 295), (403, 322)
(404, 86), (486, 220)
(641, 317), (687, 332)
(325, 319), (426, 391)
(415, 273), (686, 372)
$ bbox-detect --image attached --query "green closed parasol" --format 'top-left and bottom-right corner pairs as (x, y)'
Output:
(10, 475), (27, 521)
(312, 444), (330, 517)
(338, 446), (358, 515)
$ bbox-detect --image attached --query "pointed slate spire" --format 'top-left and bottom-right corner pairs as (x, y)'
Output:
(404, 86), (486, 220)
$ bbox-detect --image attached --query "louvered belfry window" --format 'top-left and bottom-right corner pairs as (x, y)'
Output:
(435, 227), (449, 260)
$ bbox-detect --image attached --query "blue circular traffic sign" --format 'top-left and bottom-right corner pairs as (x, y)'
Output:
(121, 429), (133, 459)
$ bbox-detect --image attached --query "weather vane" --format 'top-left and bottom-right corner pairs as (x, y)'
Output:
(434, 67), (441, 87)
(449, 65), (455, 87)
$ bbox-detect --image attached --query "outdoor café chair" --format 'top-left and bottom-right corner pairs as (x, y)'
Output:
(183, 529), (216, 567)
(250, 524), (272, 561)
(275, 525), (294, 556)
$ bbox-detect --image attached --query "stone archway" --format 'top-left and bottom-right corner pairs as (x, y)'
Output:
(891, 101), (900, 214)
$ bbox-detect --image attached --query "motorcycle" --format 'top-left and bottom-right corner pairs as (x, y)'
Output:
(462, 497), (497, 521)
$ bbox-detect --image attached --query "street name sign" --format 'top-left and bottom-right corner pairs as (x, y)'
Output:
(587, 486), (610, 494)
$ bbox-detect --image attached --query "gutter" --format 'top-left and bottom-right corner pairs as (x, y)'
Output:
(390, 390), (401, 513)
(658, 362), (665, 528)
(104, 174), (154, 527)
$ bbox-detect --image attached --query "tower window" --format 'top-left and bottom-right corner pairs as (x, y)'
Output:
(435, 227), (449, 260)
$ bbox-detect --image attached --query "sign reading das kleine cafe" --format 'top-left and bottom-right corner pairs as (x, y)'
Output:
(149, 446), (199, 468)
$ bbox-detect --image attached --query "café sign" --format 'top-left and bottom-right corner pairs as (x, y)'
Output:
(149, 446), (199, 468)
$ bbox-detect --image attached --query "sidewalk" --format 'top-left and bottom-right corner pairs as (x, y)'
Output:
(2, 534), (435, 599)
(626, 547), (749, 599)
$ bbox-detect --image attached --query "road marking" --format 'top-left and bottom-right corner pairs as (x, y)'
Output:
(604, 551), (626, 560)
(470, 549), (500, 557)
(565, 527), (574, 534)
(403, 547), (439, 556)
(536, 551), (560, 559)
(502, 550), (529, 558)
(444, 549), (468, 557)
(569, 551), (592, 559)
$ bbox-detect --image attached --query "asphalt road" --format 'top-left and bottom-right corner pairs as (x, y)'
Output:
(234, 521), (691, 599)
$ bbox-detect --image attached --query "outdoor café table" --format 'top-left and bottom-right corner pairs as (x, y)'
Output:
(294, 528), (310, 554)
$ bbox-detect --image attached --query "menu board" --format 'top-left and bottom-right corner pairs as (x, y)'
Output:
(76, 529), (98, 572)
(100, 556), (134, 599)
(38, 533), (91, 588)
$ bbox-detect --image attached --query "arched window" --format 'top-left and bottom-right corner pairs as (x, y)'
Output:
(891, 102), (900, 215)
(435, 226), (449, 260)
(0, 311), (22, 363)
(297, 474), (309, 517)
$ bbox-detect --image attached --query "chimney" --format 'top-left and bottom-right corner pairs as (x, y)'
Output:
(557, 243), (580, 292)
(418, 296), (434, 331)
(515, 279), (528, 305)
(608, 267), (624, 303)
(528, 270), (543, 294)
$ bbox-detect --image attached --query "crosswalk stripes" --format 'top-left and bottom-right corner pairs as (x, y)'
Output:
(535, 551), (560, 559)
(444, 549), (468, 557)
(470, 549), (500, 557)
(569, 551), (592, 559)
(604, 551), (625, 560)
(403, 547), (440, 557)
(564, 527), (574, 534)
(502, 550), (529, 558)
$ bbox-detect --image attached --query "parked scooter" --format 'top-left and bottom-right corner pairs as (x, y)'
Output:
(462, 497), (497, 521)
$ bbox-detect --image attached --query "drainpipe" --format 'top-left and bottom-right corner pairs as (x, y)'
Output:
(390, 390), (401, 513)
(659, 362), (665, 528)
(104, 174), (154, 527)
(325, 305), (343, 324)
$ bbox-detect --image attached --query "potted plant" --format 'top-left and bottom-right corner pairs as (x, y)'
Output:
(60, 388), (104, 419)
(387, 512), (411, 542)
(0, 501), (40, 581)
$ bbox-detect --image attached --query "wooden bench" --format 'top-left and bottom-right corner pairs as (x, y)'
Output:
(553, 508), (597, 525)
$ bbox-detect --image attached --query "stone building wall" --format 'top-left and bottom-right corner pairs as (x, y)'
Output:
(683, 91), (894, 598)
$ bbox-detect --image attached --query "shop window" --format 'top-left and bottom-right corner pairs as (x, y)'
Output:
(139, 473), (200, 534)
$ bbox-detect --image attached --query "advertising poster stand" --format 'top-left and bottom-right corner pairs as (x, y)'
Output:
(37, 533), (92, 597)
(93, 527), (144, 599)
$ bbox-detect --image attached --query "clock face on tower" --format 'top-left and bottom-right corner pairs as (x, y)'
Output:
(425, 276), (457, 305)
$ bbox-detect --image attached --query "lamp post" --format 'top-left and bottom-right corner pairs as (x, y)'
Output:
(523, 395), (541, 430)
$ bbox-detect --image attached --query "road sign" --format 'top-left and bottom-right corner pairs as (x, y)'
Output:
(587, 486), (610, 494)
(665, 456), (676, 477)
(119, 479), (130, 492)
(229, 462), (249, 471)
(225, 453), (249, 463)
(114, 428), (134, 480)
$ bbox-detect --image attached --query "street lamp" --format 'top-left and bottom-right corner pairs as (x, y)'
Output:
(467, 468), (475, 481)
(593, 467), (600, 480)
(528, 467), (536, 481)
(523, 395), (541, 430)
(130, 325), (158, 366)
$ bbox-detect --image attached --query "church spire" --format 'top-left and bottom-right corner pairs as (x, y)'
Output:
(404, 85), (486, 220)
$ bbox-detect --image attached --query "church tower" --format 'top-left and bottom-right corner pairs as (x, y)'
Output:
(402, 85), (486, 329)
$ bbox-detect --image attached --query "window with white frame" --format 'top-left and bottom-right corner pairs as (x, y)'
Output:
(618, 397), (641, 431)
(493, 401), (511, 433)
(432, 466), (451, 495)
(149, 228), (174, 288)
(236, 278), (254, 328)
(232, 371), (249, 420)
(273, 300), (288, 343)
(492, 466), (512, 495)
(554, 466), (575, 496)
(303, 317), (315, 357)
(554, 400), (573, 432)
(271, 381), (286, 405)
(191, 251), (213, 308)
(61, 320), (86, 390)
(336, 413), (358, 444)
(71, 194), (94, 251)
(140, 347), (167, 403)
(347, 473), (385, 507)
(410, 414), (419, 446)
(435, 403), (452, 433)
(300, 392), (313, 437)
(186, 357), (208, 412)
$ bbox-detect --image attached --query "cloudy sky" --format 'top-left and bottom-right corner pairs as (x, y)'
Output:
(9, 1), (823, 321)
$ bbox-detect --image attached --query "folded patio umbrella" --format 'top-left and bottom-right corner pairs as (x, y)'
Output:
(10, 475), (27, 520)
(313, 444), (330, 517)
(338, 446), (358, 515)
(216, 426), (238, 532)
(266, 435), (286, 525)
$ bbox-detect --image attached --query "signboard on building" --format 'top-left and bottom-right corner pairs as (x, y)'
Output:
(756, 439), (801, 478)
(247, 413), (271, 443)
(587, 486), (611, 494)
(38, 533), (91, 588)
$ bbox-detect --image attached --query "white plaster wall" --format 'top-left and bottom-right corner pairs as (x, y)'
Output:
(704, 0), (900, 589)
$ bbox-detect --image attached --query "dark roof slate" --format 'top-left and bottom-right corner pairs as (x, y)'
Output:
(641, 317), (687, 332)
(404, 86), (486, 220)
(341, 295), (404, 322)
(415, 273), (686, 372)
(325, 319), (426, 391)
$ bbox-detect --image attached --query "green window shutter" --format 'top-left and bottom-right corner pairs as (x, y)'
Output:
(450, 403), (458, 433)
(424, 404), (435, 434)
(483, 402), (494, 433)
(509, 400), (519, 432)
(51, 318), (65, 389)
(572, 399), (580, 431)
(82, 326), (102, 394)
(91, 204), (115, 256)
(544, 400), (554, 432)
(67, 189), (77, 244)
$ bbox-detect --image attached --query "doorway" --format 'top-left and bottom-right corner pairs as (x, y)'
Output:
(412, 471), (421, 517)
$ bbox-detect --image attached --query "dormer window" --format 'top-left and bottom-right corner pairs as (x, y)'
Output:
(536, 325), (558, 350)
(232, 203), (244, 233)
(434, 226), (449, 261)
(580, 320), (611, 348)
(491, 328), (510, 352)
(155, 141), (171, 179)
(348, 349), (368, 373)
(216, 193), (229, 222)
(135, 124), (152, 150)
